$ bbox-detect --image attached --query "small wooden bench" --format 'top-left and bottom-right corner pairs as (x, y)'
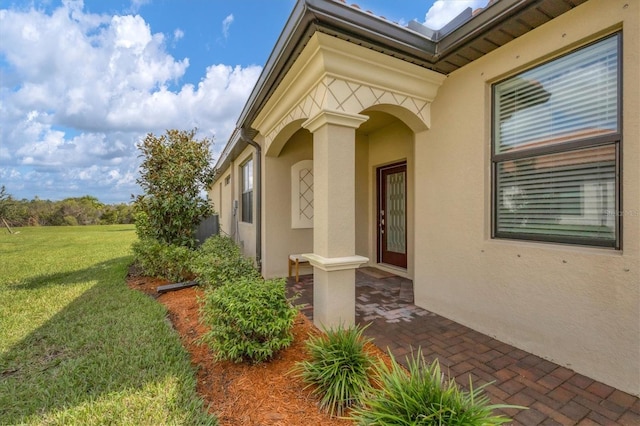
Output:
(288, 254), (309, 283)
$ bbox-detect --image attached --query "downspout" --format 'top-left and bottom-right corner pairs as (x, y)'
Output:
(239, 128), (262, 273)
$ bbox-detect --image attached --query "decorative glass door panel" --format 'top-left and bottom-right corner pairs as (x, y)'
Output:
(377, 162), (407, 268)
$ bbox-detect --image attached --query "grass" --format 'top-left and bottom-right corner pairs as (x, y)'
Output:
(0, 225), (217, 425)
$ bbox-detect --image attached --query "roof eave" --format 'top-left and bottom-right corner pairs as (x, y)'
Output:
(436, 0), (531, 56)
(214, 0), (586, 175)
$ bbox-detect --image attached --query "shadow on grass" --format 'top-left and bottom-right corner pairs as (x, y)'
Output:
(8, 257), (129, 291)
(0, 258), (214, 424)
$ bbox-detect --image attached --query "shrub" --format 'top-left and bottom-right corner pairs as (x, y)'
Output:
(199, 276), (297, 363)
(292, 324), (375, 417)
(133, 129), (215, 248)
(350, 349), (522, 425)
(192, 235), (260, 288)
(133, 210), (153, 241)
(132, 238), (195, 282)
(63, 215), (78, 226)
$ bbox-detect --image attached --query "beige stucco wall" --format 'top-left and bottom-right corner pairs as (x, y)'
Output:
(208, 145), (257, 260)
(262, 129), (314, 278)
(209, 169), (233, 236)
(414, 0), (639, 395)
(355, 135), (369, 259)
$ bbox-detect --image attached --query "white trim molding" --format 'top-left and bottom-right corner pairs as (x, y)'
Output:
(302, 253), (369, 271)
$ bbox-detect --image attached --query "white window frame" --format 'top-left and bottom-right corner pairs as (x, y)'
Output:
(241, 158), (253, 224)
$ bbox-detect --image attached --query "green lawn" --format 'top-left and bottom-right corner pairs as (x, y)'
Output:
(0, 225), (217, 425)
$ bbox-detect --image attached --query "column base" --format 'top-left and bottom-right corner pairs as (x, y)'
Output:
(302, 254), (368, 328)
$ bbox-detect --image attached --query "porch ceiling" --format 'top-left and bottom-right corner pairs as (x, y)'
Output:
(357, 111), (398, 135)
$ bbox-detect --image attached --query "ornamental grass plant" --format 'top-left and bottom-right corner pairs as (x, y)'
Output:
(350, 349), (522, 425)
(292, 324), (376, 417)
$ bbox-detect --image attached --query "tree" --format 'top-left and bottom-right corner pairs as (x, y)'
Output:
(0, 186), (16, 228)
(50, 196), (104, 226)
(101, 203), (134, 225)
(134, 129), (215, 248)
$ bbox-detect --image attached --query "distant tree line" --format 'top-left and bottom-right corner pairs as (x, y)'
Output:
(0, 186), (134, 227)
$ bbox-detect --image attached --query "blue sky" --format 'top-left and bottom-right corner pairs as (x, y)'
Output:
(0, 0), (487, 203)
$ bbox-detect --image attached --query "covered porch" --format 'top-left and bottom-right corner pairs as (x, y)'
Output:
(253, 31), (445, 328)
(286, 269), (640, 425)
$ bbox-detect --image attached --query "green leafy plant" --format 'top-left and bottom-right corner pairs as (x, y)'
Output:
(292, 324), (375, 417)
(350, 349), (523, 425)
(134, 129), (215, 248)
(199, 277), (297, 363)
(192, 235), (260, 288)
(132, 238), (195, 282)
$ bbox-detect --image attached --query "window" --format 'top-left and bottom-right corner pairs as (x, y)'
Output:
(492, 33), (621, 248)
(241, 158), (253, 223)
(291, 160), (313, 229)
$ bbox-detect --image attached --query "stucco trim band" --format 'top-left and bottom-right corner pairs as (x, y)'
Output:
(302, 110), (369, 133)
(302, 253), (369, 271)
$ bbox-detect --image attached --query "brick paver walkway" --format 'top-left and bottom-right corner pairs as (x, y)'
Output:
(286, 269), (640, 425)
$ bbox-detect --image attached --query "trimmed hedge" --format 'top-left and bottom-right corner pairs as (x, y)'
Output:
(199, 276), (297, 363)
(192, 235), (260, 288)
(132, 238), (195, 282)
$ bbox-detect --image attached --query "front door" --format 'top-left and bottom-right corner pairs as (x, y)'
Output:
(377, 162), (407, 268)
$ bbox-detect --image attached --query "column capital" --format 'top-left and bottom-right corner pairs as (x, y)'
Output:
(302, 109), (369, 133)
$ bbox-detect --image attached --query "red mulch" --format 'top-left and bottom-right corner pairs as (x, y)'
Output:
(127, 272), (384, 425)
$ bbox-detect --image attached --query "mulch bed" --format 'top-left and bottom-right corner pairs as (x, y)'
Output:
(127, 272), (373, 425)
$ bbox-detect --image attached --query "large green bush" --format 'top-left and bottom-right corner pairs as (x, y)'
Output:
(292, 324), (375, 417)
(199, 276), (297, 363)
(350, 349), (521, 425)
(132, 238), (195, 282)
(192, 235), (260, 288)
(133, 129), (215, 248)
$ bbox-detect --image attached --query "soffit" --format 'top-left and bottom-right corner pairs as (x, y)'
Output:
(433, 0), (589, 73)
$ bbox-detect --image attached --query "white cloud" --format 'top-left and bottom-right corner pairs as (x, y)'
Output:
(0, 3), (260, 203)
(130, 0), (151, 13)
(222, 14), (234, 39)
(174, 28), (184, 41)
(424, 0), (488, 30)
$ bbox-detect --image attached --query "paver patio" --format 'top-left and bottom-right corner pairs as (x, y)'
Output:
(286, 268), (640, 425)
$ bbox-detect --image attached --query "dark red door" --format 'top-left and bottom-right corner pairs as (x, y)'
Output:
(377, 162), (407, 268)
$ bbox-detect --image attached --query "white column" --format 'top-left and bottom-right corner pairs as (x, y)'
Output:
(302, 110), (369, 328)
